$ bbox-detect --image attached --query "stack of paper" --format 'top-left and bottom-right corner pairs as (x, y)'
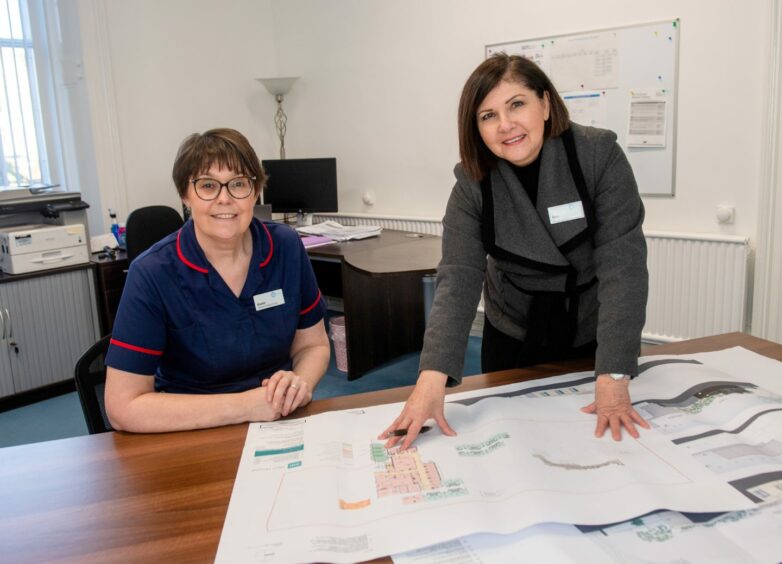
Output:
(297, 220), (382, 241)
(300, 235), (335, 249)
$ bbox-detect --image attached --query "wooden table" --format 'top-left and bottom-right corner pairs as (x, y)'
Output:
(1, 333), (780, 563)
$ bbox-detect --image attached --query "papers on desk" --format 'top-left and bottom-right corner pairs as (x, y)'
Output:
(216, 347), (782, 563)
(394, 500), (782, 563)
(299, 235), (335, 249)
(297, 220), (382, 241)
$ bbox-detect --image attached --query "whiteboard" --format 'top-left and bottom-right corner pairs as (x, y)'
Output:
(486, 19), (679, 196)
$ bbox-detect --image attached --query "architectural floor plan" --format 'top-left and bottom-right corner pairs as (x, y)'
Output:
(216, 347), (782, 563)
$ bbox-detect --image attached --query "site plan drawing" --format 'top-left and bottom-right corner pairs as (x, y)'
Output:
(216, 347), (782, 563)
(394, 500), (782, 564)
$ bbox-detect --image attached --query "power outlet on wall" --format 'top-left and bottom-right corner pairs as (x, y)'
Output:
(716, 205), (735, 225)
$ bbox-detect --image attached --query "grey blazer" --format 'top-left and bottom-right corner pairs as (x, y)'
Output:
(420, 123), (648, 384)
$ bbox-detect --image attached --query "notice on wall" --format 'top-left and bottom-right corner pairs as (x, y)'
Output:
(550, 32), (619, 91)
(487, 40), (552, 75)
(563, 90), (608, 128)
(627, 88), (668, 147)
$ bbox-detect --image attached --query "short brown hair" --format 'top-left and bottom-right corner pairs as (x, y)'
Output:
(171, 128), (266, 199)
(458, 54), (570, 181)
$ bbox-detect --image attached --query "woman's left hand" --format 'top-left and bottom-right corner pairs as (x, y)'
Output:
(581, 375), (650, 440)
(262, 370), (311, 416)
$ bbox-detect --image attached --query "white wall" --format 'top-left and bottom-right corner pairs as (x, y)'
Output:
(78, 0), (279, 224)
(272, 0), (769, 238)
(80, 0), (770, 239)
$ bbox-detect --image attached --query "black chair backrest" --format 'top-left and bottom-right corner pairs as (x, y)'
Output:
(126, 205), (184, 263)
(74, 335), (113, 434)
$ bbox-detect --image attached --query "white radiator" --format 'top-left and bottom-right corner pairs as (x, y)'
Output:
(312, 212), (443, 236)
(313, 215), (751, 344)
(643, 231), (750, 344)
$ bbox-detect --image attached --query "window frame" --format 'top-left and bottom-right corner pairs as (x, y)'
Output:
(0, 0), (59, 188)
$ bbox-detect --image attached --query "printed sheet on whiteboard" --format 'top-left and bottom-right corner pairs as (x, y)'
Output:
(627, 88), (668, 147)
(563, 90), (608, 129)
(550, 31), (619, 91)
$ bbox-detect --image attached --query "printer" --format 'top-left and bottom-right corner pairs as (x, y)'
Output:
(0, 223), (89, 274)
(0, 187), (91, 274)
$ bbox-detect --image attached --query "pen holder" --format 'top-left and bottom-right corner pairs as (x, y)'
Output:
(329, 316), (348, 372)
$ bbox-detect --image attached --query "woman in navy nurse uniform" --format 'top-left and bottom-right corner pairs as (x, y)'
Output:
(104, 128), (329, 432)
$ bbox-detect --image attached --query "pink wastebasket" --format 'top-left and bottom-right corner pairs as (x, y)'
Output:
(329, 316), (348, 372)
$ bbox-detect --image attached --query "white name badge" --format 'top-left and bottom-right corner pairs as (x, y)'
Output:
(547, 201), (585, 225)
(254, 289), (285, 311)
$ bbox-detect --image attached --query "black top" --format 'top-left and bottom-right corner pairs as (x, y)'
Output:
(511, 153), (542, 207)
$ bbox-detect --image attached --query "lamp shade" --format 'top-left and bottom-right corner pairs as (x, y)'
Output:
(256, 77), (299, 96)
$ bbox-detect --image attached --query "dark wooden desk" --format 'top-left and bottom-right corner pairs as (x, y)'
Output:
(307, 230), (441, 380)
(0, 333), (779, 563)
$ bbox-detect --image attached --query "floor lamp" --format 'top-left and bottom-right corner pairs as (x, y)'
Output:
(256, 77), (299, 160)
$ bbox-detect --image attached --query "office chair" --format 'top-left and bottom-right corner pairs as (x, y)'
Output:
(125, 205), (184, 263)
(74, 334), (113, 434)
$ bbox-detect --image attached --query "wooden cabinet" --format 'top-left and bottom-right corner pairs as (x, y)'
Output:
(91, 252), (128, 334)
(0, 266), (99, 397)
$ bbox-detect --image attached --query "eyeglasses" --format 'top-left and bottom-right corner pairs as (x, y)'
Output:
(190, 176), (256, 201)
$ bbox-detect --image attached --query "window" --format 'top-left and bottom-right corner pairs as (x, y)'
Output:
(0, 0), (49, 187)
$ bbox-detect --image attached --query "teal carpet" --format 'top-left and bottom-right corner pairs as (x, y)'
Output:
(0, 335), (482, 449)
(0, 392), (88, 447)
(313, 334), (481, 399)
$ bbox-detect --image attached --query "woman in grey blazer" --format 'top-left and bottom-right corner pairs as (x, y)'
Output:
(381, 54), (649, 447)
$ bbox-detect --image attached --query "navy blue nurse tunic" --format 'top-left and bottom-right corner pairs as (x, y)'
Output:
(105, 218), (327, 394)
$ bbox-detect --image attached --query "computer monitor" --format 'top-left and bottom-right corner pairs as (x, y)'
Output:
(261, 158), (338, 216)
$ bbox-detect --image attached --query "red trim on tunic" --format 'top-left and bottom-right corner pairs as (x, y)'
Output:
(176, 230), (208, 273)
(110, 338), (164, 356)
(299, 289), (322, 315)
(258, 222), (274, 268)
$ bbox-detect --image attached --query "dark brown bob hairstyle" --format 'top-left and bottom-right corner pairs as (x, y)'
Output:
(172, 128), (266, 199)
(458, 53), (570, 181)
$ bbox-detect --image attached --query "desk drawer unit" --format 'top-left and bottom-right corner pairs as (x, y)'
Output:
(92, 255), (128, 334)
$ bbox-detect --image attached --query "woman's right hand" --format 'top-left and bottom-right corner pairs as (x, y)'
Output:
(378, 370), (456, 450)
(245, 386), (282, 422)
